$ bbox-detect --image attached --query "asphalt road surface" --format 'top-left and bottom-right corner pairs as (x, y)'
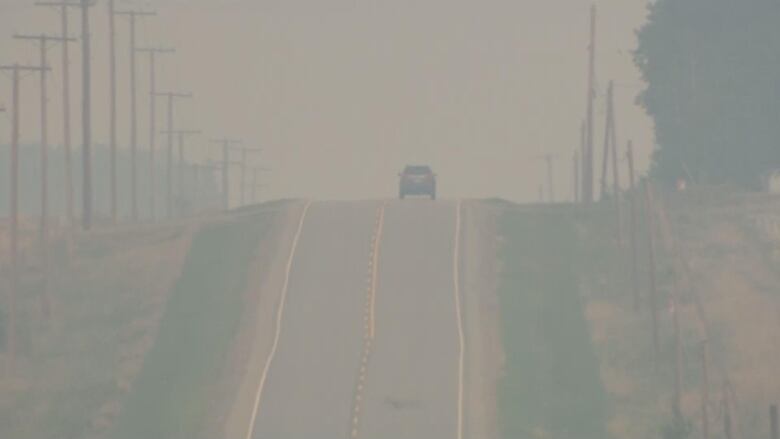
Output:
(250, 199), (463, 439)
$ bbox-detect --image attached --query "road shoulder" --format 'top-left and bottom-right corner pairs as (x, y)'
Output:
(461, 201), (503, 439)
(220, 201), (309, 439)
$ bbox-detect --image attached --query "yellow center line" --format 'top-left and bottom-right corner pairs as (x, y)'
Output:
(350, 202), (386, 439)
(369, 204), (386, 340)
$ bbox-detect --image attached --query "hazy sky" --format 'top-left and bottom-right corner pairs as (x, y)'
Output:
(0, 0), (654, 203)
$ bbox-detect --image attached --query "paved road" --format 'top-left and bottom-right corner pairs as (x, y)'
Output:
(360, 200), (460, 439)
(251, 201), (378, 438)
(250, 200), (462, 439)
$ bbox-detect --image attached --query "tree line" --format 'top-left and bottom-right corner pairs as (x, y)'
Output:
(634, 0), (780, 188)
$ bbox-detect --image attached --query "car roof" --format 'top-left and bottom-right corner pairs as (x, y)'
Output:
(403, 165), (433, 174)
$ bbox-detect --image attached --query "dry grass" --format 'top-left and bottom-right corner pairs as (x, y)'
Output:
(580, 191), (780, 439)
(0, 222), (194, 439)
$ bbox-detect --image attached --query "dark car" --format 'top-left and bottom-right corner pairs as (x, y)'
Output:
(399, 165), (437, 200)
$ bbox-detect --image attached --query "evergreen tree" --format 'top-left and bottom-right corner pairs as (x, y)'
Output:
(635, 0), (780, 188)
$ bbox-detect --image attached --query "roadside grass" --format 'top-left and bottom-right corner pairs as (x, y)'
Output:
(111, 212), (271, 439)
(497, 206), (607, 439)
(0, 224), (192, 439)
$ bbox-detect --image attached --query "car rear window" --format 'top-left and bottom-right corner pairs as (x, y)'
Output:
(404, 166), (432, 175)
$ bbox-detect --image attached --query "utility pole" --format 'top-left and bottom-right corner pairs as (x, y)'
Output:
(627, 141), (639, 310)
(599, 81), (624, 244)
(546, 155), (554, 203)
(108, 0), (117, 223)
(80, 0), (95, 230)
(210, 139), (242, 211)
(700, 339), (711, 439)
(600, 81), (615, 201)
(237, 147), (262, 207)
(535, 154), (555, 203)
(13, 34), (74, 320)
(159, 129), (200, 213)
(610, 84), (623, 247)
(643, 181), (661, 369)
(36, 0), (95, 230)
(579, 119), (586, 204)
(116, 8), (156, 222)
(251, 167), (270, 204)
(573, 150), (580, 203)
(12, 35), (75, 237)
(583, 4), (597, 204)
(35, 1), (81, 229)
(199, 161), (223, 211)
(154, 91), (192, 218)
(136, 47), (175, 221)
(1, 63), (50, 375)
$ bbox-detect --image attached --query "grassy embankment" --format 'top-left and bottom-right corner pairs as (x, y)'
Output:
(111, 210), (274, 439)
(497, 190), (780, 439)
(496, 205), (608, 439)
(0, 223), (193, 439)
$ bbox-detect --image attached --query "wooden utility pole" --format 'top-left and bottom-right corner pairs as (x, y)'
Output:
(672, 273), (683, 420)
(583, 4), (597, 204)
(35, 1), (80, 229)
(199, 161), (222, 211)
(700, 339), (711, 439)
(600, 81), (615, 201)
(627, 141), (639, 310)
(237, 147), (262, 207)
(12, 35), (73, 238)
(251, 167), (270, 204)
(159, 129), (201, 212)
(13, 34), (74, 320)
(578, 120), (585, 204)
(80, 0), (95, 230)
(771, 404), (778, 439)
(723, 397), (732, 439)
(1, 64), (50, 375)
(116, 8), (156, 222)
(210, 139), (242, 211)
(137, 47), (175, 221)
(108, 0), (117, 223)
(535, 154), (555, 203)
(600, 81), (623, 244)
(546, 155), (554, 203)
(643, 180), (661, 367)
(609, 82), (623, 246)
(573, 150), (580, 203)
(36, 0), (95, 230)
(154, 91), (192, 218)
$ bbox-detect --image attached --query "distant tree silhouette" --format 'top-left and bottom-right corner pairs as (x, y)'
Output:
(635, 0), (780, 188)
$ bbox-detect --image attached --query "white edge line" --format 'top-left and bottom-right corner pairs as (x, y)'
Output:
(245, 200), (312, 439)
(454, 199), (465, 439)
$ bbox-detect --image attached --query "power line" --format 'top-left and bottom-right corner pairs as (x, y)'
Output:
(209, 138), (242, 212)
(136, 46), (175, 221)
(153, 91), (192, 218)
(35, 1), (81, 229)
(115, 7), (156, 222)
(0, 63), (51, 376)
